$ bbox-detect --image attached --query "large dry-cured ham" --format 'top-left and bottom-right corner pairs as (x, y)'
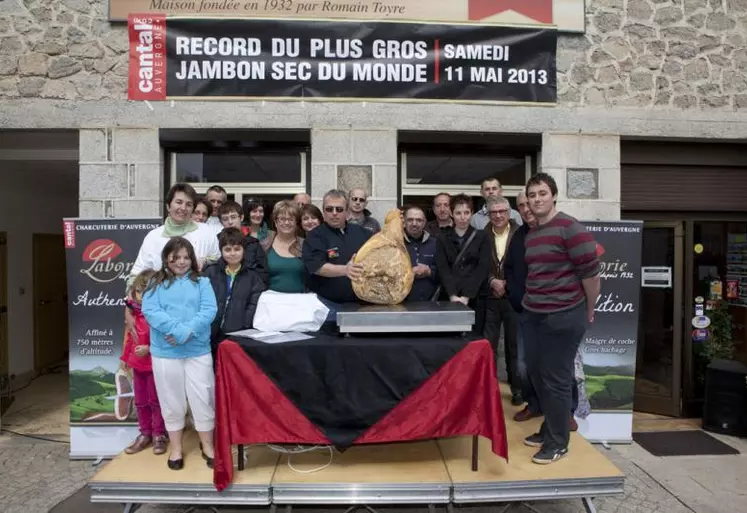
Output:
(352, 209), (414, 305)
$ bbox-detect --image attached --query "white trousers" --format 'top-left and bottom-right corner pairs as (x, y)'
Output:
(151, 353), (215, 432)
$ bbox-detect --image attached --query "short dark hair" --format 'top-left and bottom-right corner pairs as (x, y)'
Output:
(450, 194), (473, 213)
(207, 185), (227, 196)
(243, 198), (264, 220)
(195, 198), (212, 216)
(433, 192), (451, 205)
(218, 201), (243, 217)
(526, 172), (558, 197)
(165, 183), (198, 206)
(218, 227), (245, 249)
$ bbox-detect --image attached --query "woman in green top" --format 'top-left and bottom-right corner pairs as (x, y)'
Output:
(260, 200), (306, 293)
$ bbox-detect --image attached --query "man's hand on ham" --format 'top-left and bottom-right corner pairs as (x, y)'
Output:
(345, 255), (364, 281)
(491, 279), (507, 297)
(413, 264), (431, 278)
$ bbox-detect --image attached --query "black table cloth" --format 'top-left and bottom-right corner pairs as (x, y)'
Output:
(213, 332), (508, 491)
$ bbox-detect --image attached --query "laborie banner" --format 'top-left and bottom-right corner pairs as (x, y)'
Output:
(577, 220), (643, 444)
(112, 0), (586, 33)
(64, 218), (160, 458)
(127, 15), (557, 103)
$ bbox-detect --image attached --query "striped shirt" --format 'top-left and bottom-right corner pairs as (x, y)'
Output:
(522, 212), (599, 313)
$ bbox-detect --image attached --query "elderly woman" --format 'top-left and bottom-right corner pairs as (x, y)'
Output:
(260, 200), (306, 293)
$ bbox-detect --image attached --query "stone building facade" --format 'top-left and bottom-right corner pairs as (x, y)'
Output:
(0, 0), (746, 218)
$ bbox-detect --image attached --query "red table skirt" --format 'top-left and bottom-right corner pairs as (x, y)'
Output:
(213, 338), (508, 491)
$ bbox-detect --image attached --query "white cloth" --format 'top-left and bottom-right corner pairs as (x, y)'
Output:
(151, 353), (215, 432)
(129, 223), (220, 278)
(206, 216), (224, 235)
(253, 291), (329, 332)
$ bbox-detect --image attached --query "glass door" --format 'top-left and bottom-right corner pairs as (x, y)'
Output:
(634, 222), (684, 416)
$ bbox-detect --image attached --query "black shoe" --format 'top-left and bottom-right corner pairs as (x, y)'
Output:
(167, 458), (184, 470)
(511, 393), (524, 406)
(200, 445), (214, 469)
(523, 433), (543, 448)
(532, 447), (568, 465)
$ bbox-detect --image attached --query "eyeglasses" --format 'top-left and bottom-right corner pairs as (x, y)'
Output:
(276, 216), (295, 224)
(351, 197), (366, 203)
(220, 214), (241, 221)
(324, 206), (345, 213)
(489, 209), (510, 216)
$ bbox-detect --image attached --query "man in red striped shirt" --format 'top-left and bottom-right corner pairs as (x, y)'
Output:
(521, 173), (600, 464)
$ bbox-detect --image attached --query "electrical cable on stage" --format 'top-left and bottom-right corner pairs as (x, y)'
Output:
(266, 444), (335, 474)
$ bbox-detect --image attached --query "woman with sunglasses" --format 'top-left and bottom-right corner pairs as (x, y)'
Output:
(260, 200), (306, 293)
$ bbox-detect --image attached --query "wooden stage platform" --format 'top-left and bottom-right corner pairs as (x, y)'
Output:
(89, 394), (624, 513)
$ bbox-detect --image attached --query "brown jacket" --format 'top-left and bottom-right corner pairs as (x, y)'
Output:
(487, 220), (520, 283)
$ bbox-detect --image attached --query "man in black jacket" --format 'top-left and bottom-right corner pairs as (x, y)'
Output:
(484, 196), (522, 404)
(203, 228), (267, 363)
(403, 206), (438, 302)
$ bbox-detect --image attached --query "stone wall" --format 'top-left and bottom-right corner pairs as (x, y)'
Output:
(558, 0), (747, 109)
(0, 0), (746, 109)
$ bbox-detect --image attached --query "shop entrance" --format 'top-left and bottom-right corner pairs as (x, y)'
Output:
(634, 222), (683, 416)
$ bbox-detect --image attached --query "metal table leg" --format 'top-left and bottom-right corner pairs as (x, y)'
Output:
(238, 444), (245, 471)
(471, 435), (478, 471)
(582, 497), (597, 513)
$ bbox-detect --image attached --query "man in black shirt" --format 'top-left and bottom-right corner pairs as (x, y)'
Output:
(302, 189), (372, 319)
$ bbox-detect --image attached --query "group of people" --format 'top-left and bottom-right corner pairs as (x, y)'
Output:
(118, 171), (600, 470)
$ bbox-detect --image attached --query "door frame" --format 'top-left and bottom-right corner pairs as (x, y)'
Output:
(32, 233), (66, 373)
(632, 220), (685, 416)
(0, 232), (7, 378)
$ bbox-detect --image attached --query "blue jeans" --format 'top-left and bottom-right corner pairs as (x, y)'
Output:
(518, 310), (580, 416)
(523, 302), (588, 450)
(516, 312), (541, 413)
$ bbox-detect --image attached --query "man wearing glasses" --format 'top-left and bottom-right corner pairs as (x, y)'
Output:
(346, 188), (381, 234)
(302, 189), (372, 319)
(484, 196), (522, 405)
(217, 200), (268, 284)
(471, 178), (523, 230)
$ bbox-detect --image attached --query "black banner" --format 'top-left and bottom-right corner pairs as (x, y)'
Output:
(128, 15), (556, 103)
(582, 221), (643, 414)
(64, 218), (159, 431)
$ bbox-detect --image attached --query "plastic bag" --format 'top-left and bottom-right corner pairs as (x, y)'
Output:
(253, 290), (330, 332)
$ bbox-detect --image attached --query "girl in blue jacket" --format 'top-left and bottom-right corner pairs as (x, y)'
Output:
(142, 237), (218, 471)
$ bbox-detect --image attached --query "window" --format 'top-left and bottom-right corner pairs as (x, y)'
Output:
(400, 152), (531, 220)
(168, 151), (308, 207)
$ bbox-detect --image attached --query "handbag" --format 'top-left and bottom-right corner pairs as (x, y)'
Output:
(430, 230), (478, 301)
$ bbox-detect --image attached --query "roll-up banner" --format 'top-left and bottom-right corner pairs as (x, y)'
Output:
(127, 15), (557, 104)
(64, 218), (161, 458)
(578, 220), (643, 444)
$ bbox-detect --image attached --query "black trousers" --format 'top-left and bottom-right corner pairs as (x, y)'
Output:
(523, 302), (588, 451)
(483, 297), (520, 396)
